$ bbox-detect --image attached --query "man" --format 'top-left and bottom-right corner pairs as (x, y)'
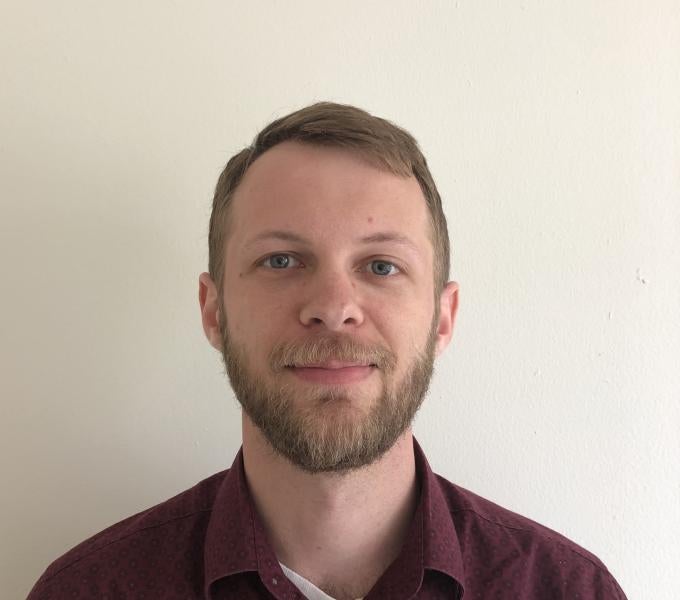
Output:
(28, 102), (627, 599)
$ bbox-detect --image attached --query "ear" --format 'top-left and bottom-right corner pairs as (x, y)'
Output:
(434, 281), (459, 357)
(198, 272), (223, 352)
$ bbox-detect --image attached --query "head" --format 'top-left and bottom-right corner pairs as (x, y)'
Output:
(208, 102), (451, 304)
(199, 102), (458, 474)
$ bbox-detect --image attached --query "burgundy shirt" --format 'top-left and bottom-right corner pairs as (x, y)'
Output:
(28, 437), (626, 599)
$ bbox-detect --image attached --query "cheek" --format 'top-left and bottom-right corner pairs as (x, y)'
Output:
(379, 287), (432, 323)
(224, 288), (288, 346)
(378, 302), (434, 354)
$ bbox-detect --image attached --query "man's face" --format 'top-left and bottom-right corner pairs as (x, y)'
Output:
(208, 142), (455, 474)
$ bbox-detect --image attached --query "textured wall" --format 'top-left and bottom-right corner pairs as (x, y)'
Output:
(1, 2), (678, 598)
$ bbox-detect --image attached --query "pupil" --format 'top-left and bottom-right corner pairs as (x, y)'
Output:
(374, 261), (389, 275)
(273, 255), (289, 268)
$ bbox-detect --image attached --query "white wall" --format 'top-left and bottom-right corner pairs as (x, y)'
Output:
(2, 2), (678, 598)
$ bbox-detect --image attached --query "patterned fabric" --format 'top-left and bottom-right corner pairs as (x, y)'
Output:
(28, 436), (627, 599)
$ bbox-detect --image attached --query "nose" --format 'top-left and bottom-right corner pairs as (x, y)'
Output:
(298, 269), (365, 331)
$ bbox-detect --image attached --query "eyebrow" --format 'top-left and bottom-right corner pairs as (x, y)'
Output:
(243, 230), (310, 249)
(358, 231), (420, 252)
(243, 229), (421, 255)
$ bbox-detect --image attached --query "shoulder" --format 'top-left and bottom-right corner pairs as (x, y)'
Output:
(434, 475), (627, 598)
(27, 469), (227, 600)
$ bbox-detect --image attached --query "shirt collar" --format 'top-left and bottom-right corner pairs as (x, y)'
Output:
(204, 436), (465, 597)
(368, 436), (464, 597)
(204, 447), (258, 592)
(413, 436), (465, 586)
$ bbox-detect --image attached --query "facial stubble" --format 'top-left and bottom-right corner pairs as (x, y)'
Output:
(218, 307), (439, 474)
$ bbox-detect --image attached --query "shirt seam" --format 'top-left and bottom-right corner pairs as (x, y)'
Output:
(246, 486), (258, 568)
(34, 508), (214, 589)
(449, 506), (617, 580)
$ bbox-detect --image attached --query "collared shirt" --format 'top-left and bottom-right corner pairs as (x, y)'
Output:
(28, 437), (627, 599)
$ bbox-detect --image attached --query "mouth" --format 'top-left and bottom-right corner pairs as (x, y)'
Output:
(288, 360), (377, 369)
(286, 362), (377, 384)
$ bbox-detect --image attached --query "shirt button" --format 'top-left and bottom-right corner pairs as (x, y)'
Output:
(272, 577), (278, 585)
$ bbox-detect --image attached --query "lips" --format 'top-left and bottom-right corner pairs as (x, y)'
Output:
(287, 362), (377, 384)
(290, 360), (376, 369)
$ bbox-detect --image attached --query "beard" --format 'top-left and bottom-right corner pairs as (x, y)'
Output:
(218, 308), (439, 474)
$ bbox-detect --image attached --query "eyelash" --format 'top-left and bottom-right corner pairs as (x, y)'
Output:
(257, 253), (402, 277)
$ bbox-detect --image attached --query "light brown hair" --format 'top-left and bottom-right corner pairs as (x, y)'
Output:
(208, 101), (450, 299)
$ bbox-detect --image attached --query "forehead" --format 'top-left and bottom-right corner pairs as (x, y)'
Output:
(227, 142), (432, 250)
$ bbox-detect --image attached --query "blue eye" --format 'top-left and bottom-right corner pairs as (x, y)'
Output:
(261, 254), (301, 269)
(369, 260), (400, 276)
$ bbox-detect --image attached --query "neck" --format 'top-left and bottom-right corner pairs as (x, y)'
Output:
(241, 415), (419, 600)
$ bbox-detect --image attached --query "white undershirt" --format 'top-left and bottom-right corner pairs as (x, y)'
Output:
(279, 562), (364, 600)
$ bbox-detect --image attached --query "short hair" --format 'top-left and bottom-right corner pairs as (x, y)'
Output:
(208, 101), (450, 300)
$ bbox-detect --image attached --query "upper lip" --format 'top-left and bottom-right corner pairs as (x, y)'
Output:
(290, 361), (375, 369)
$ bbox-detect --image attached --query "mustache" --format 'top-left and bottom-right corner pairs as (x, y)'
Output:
(269, 334), (397, 372)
